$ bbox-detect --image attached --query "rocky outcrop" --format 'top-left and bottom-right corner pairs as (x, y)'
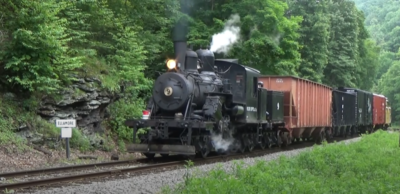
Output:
(37, 77), (118, 143)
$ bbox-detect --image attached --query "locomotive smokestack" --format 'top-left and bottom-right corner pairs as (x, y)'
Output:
(173, 0), (191, 71)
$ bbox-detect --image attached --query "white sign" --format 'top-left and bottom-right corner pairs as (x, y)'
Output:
(247, 106), (258, 112)
(61, 128), (72, 138)
(56, 119), (76, 128)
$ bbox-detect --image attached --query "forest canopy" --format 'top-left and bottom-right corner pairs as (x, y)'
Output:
(352, 0), (400, 121)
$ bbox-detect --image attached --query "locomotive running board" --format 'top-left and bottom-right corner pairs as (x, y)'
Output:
(126, 144), (196, 155)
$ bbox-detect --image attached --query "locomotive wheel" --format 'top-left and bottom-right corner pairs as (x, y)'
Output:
(349, 127), (354, 137)
(143, 153), (155, 159)
(197, 140), (210, 158)
(276, 131), (282, 147)
(247, 135), (255, 152)
(259, 134), (268, 150)
(267, 135), (273, 149)
(248, 142), (255, 152)
(281, 132), (289, 147)
(237, 138), (246, 153)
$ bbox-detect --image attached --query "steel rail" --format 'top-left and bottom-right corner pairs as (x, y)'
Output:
(0, 155), (183, 180)
(0, 159), (142, 179)
(0, 160), (189, 191)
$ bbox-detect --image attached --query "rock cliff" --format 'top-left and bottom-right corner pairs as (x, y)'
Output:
(34, 77), (119, 146)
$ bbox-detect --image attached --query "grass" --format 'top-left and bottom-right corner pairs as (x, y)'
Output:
(162, 130), (400, 194)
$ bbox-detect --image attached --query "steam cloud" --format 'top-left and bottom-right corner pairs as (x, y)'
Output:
(210, 130), (236, 152)
(209, 14), (241, 55)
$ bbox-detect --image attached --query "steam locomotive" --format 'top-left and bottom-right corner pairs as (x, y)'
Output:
(124, 43), (287, 158)
(124, 3), (391, 159)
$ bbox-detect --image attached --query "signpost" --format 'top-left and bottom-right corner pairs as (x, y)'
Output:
(55, 119), (76, 159)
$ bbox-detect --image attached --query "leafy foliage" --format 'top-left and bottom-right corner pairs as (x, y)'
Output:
(187, 0), (303, 75)
(162, 131), (400, 193)
(377, 49), (400, 120)
(0, 0), (83, 93)
(352, 0), (400, 123)
(287, 0), (331, 82)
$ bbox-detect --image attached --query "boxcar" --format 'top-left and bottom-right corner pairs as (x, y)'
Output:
(337, 87), (373, 133)
(258, 76), (332, 142)
(373, 93), (386, 130)
(332, 89), (357, 137)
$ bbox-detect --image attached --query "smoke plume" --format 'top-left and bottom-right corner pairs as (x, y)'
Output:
(209, 14), (241, 55)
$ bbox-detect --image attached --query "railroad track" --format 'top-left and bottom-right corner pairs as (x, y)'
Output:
(0, 136), (358, 193)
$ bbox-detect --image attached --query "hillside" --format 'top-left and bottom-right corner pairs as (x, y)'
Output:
(352, 0), (400, 121)
(0, 0), (396, 162)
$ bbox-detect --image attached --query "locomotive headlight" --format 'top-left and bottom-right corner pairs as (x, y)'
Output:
(166, 60), (176, 69)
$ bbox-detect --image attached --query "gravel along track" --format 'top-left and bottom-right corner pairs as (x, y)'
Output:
(18, 137), (361, 194)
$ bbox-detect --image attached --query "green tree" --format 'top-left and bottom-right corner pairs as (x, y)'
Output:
(323, 0), (360, 88)
(287, 0), (331, 83)
(187, 0), (303, 75)
(376, 49), (400, 121)
(0, 0), (83, 93)
(353, 9), (380, 90)
(352, 0), (400, 90)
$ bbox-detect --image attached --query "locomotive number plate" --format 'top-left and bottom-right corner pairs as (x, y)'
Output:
(164, 87), (173, 96)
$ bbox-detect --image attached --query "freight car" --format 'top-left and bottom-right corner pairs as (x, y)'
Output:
(385, 98), (392, 129)
(331, 89), (357, 137)
(337, 87), (374, 134)
(373, 94), (386, 130)
(258, 76), (332, 145)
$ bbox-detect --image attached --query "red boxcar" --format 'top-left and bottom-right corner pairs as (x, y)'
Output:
(258, 76), (332, 141)
(373, 93), (386, 129)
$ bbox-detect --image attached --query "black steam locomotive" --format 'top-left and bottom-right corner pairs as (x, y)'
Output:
(124, 28), (286, 158)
